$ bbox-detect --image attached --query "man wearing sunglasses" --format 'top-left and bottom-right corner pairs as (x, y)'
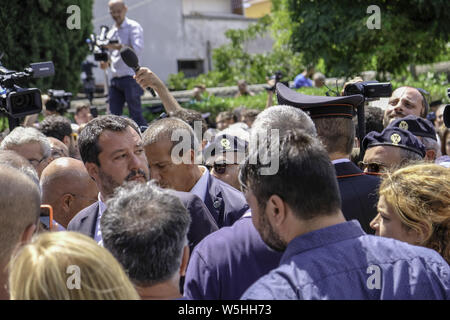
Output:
(204, 133), (248, 191)
(361, 127), (426, 174)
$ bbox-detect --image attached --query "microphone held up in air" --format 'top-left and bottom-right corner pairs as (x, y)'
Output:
(120, 47), (156, 97)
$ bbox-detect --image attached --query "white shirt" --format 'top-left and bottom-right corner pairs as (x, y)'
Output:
(189, 166), (209, 202)
(107, 17), (144, 78)
(94, 193), (107, 246)
(331, 158), (351, 165)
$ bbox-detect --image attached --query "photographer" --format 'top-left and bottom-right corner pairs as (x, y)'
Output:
(100, 0), (147, 127)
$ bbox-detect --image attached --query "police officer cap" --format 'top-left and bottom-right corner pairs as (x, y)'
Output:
(388, 115), (437, 140)
(362, 127), (426, 158)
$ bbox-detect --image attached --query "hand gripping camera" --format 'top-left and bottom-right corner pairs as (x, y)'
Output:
(86, 25), (119, 62)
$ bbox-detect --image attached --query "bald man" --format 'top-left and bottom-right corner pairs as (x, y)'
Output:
(99, 0), (147, 127)
(0, 165), (41, 300)
(40, 157), (98, 229)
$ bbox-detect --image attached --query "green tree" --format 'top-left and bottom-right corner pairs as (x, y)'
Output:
(272, 0), (450, 77)
(0, 0), (93, 94)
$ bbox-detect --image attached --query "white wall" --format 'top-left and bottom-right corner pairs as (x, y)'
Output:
(182, 0), (231, 15)
(90, 0), (272, 85)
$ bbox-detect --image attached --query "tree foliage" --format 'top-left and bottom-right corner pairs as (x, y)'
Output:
(0, 0), (93, 94)
(272, 0), (450, 77)
(168, 15), (304, 90)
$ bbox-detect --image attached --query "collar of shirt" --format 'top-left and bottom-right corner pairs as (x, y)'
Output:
(189, 166), (209, 202)
(95, 192), (107, 245)
(331, 158), (351, 165)
(111, 17), (130, 32)
(280, 220), (365, 265)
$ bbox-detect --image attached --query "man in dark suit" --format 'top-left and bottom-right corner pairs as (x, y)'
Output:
(276, 83), (380, 233)
(142, 117), (249, 228)
(67, 115), (217, 249)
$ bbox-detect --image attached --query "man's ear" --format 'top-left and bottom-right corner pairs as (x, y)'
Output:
(85, 162), (99, 182)
(266, 194), (287, 227)
(61, 193), (75, 211)
(20, 223), (36, 244)
(179, 245), (190, 277)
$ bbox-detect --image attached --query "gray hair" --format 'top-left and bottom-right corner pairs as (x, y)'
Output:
(0, 127), (51, 158)
(399, 148), (424, 162)
(421, 137), (442, 159)
(101, 181), (191, 287)
(252, 105), (317, 137)
(0, 150), (40, 188)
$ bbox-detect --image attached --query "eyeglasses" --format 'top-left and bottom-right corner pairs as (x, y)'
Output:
(358, 161), (387, 173)
(213, 163), (228, 174)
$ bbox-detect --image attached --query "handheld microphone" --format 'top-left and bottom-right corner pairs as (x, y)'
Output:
(120, 47), (156, 97)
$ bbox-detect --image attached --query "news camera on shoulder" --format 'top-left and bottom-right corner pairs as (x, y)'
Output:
(0, 57), (54, 129)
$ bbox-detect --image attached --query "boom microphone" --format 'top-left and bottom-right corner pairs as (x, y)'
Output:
(120, 47), (156, 97)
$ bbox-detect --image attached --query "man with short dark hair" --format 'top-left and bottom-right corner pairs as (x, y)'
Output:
(276, 83), (380, 234)
(68, 115), (217, 249)
(240, 129), (450, 299)
(142, 117), (248, 228)
(39, 115), (80, 159)
(0, 165), (41, 300)
(184, 105), (312, 300)
(102, 181), (191, 300)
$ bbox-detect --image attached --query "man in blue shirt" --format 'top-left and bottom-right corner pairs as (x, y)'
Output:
(100, 0), (147, 127)
(240, 129), (450, 300)
(292, 67), (314, 89)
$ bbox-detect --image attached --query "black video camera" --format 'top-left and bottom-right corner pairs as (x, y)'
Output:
(46, 89), (73, 115)
(343, 81), (392, 99)
(0, 60), (54, 119)
(86, 25), (119, 62)
(265, 71), (289, 92)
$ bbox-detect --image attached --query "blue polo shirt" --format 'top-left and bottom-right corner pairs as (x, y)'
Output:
(241, 220), (450, 300)
(293, 74), (313, 89)
(184, 213), (282, 300)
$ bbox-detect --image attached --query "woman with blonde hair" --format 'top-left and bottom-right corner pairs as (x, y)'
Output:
(370, 163), (450, 264)
(8, 231), (140, 300)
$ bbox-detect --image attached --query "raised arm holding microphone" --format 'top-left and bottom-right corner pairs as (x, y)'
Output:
(100, 0), (147, 127)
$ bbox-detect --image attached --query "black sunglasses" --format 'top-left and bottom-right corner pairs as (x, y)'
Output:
(358, 161), (387, 173)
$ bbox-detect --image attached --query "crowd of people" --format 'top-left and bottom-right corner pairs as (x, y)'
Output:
(0, 0), (449, 301)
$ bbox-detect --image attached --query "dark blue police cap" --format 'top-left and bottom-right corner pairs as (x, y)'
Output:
(204, 133), (248, 161)
(362, 127), (426, 158)
(388, 115), (437, 140)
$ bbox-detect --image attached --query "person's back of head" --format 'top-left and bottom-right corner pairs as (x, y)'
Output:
(8, 231), (140, 300)
(168, 108), (207, 142)
(0, 150), (39, 187)
(39, 115), (73, 142)
(251, 105), (317, 138)
(314, 117), (355, 157)
(0, 126), (51, 159)
(0, 165), (41, 265)
(101, 181), (191, 298)
(241, 129), (341, 224)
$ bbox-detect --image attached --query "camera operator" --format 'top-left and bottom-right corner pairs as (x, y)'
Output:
(100, 0), (147, 128)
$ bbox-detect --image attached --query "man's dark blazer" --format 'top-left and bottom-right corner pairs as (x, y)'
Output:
(334, 161), (380, 234)
(67, 190), (219, 252)
(203, 173), (249, 228)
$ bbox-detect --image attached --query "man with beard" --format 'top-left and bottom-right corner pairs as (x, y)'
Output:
(68, 115), (217, 250)
(240, 129), (450, 300)
(383, 86), (428, 127)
